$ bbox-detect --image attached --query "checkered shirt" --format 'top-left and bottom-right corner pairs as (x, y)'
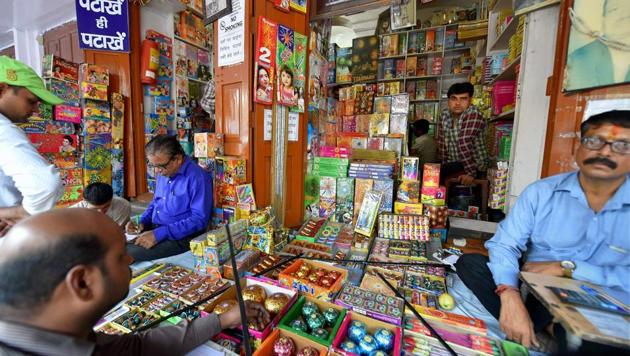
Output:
(436, 105), (489, 176)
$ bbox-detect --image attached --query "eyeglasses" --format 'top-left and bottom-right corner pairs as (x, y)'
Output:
(580, 136), (630, 154)
(147, 156), (174, 170)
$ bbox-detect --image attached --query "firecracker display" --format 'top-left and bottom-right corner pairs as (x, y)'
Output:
(20, 55), (124, 205)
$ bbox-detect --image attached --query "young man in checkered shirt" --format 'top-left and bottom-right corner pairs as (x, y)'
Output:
(436, 82), (489, 185)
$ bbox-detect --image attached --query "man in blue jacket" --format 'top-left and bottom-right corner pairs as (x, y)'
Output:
(126, 135), (213, 262)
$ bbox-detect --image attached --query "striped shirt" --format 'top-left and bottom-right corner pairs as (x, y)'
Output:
(436, 105), (489, 176)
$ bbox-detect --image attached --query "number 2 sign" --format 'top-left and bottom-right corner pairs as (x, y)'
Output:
(254, 17), (278, 105)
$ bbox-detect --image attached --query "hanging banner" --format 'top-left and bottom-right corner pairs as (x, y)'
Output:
(218, 0), (245, 67)
(75, 0), (130, 52)
(254, 17), (278, 105)
(291, 32), (307, 113)
(276, 25), (297, 107)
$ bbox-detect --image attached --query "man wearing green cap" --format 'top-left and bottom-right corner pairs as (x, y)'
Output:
(0, 56), (64, 236)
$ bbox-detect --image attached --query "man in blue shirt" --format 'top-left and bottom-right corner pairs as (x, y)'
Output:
(456, 110), (630, 349)
(126, 135), (213, 262)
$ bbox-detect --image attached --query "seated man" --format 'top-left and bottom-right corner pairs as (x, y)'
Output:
(71, 182), (131, 227)
(0, 209), (269, 355)
(126, 135), (213, 262)
(436, 82), (489, 185)
(410, 119), (437, 168)
(456, 110), (630, 350)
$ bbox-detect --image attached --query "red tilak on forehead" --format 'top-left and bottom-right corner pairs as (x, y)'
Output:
(611, 126), (620, 136)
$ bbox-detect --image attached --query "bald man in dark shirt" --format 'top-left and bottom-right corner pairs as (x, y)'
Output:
(0, 209), (269, 355)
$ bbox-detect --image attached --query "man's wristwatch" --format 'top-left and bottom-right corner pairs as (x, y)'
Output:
(560, 260), (576, 278)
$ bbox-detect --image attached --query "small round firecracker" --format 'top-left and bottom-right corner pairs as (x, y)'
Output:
(272, 336), (296, 356)
(369, 351), (388, 356)
(242, 284), (267, 303)
(340, 340), (359, 354)
(308, 273), (320, 283)
(314, 268), (327, 278)
(290, 318), (309, 333)
(306, 312), (326, 330)
(374, 328), (395, 352)
(311, 327), (329, 340)
(213, 299), (237, 315)
(319, 276), (334, 288)
(301, 301), (319, 318)
(265, 293), (290, 315)
(347, 320), (367, 343)
(359, 334), (378, 355)
(297, 346), (320, 356)
(296, 264), (311, 279)
(323, 307), (340, 326)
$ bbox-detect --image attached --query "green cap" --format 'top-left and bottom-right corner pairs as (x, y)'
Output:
(0, 56), (64, 105)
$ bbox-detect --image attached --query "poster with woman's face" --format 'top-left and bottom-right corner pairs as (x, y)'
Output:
(254, 16), (278, 105)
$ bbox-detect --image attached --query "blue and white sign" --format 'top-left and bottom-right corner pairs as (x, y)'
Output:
(76, 0), (130, 52)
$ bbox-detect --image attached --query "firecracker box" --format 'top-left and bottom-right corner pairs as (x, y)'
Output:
(42, 54), (78, 82)
(424, 204), (448, 228)
(194, 132), (225, 158)
(222, 249), (260, 279)
(81, 81), (108, 101)
(393, 201), (424, 215)
(205, 240), (230, 267)
(331, 311), (402, 356)
(278, 259), (348, 301)
(204, 277), (298, 348)
(216, 182), (238, 207)
(216, 156), (246, 185)
(79, 63), (110, 85)
(420, 186), (446, 206)
(421, 163), (440, 188)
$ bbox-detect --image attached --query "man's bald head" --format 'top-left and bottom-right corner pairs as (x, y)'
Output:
(0, 209), (122, 315)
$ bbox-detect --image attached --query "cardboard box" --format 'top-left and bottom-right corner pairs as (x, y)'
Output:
(194, 132), (225, 158)
(216, 156), (246, 185)
(393, 201), (424, 215)
(331, 311), (402, 356)
(278, 259), (348, 301)
(204, 277), (298, 347)
(421, 163), (441, 188)
(222, 249), (260, 279)
(421, 186), (446, 206)
(278, 295), (347, 347)
(406, 305), (487, 335)
(254, 328), (327, 356)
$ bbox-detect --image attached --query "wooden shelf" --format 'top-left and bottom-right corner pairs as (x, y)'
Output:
(327, 81), (353, 88)
(407, 50), (443, 56)
(174, 35), (209, 52)
(378, 54), (406, 60)
(444, 46), (472, 53)
(490, 109), (515, 122)
(411, 98), (440, 103)
(377, 77), (404, 82)
(488, 56), (521, 86)
(442, 71), (472, 78)
(488, 17), (517, 52)
(405, 74), (440, 80)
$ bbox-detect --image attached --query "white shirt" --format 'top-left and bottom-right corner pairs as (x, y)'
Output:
(0, 113), (63, 214)
(71, 196), (131, 227)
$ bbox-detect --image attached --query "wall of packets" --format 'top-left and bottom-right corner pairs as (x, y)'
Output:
(18, 55), (124, 205)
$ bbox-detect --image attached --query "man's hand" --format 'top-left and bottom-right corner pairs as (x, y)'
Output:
(458, 174), (475, 185)
(219, 301), (271, 330)
(522, 261), (563, 277)
(134, 231), (157, 249)
(126, 220), (144, 234)
(0, 219), (11, 237)
(499, 289), (539, 348)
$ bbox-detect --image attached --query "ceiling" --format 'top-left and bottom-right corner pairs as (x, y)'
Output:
(0, 0), (76, 48)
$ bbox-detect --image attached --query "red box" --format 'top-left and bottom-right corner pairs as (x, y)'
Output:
(421, 163), (440, 188)
(28, 133), (77, 154)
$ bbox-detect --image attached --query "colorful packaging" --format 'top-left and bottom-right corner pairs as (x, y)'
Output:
(292, 32), (307, 113)
(424, 204), (448, 228)
(368, 113), (389, 136)
(335, 47), (352, 83)
(81, 82), (108, 101)
(373, 179), (394, 213)
(351, 35), (378, 83)
(254, 16), (278, 105)
(47, 79), (80, 104)
(422, 163), (441, 188)
(394, 201), (424, 215)
(42, 54), (78, 82)
(28, 133), (78, 154)
(276, 25), (297, 107)
(216, 157), (246, 185)
(236, 183), (256, 211)
(397, 180), (421, 203)
(401, 157), (420, 181)
(355, 190), (382, 236)
(79, 63), (110, 85)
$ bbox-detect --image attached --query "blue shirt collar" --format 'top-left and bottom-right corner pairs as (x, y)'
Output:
(555, 171), (630, 210)
(173, 156), (192, 178)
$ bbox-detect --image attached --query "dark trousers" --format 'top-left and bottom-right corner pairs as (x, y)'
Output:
(126, 231), (201, 262)
(455, 253), (553, 332)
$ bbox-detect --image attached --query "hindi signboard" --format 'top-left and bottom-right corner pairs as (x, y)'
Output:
(76, 0), (130, 52)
